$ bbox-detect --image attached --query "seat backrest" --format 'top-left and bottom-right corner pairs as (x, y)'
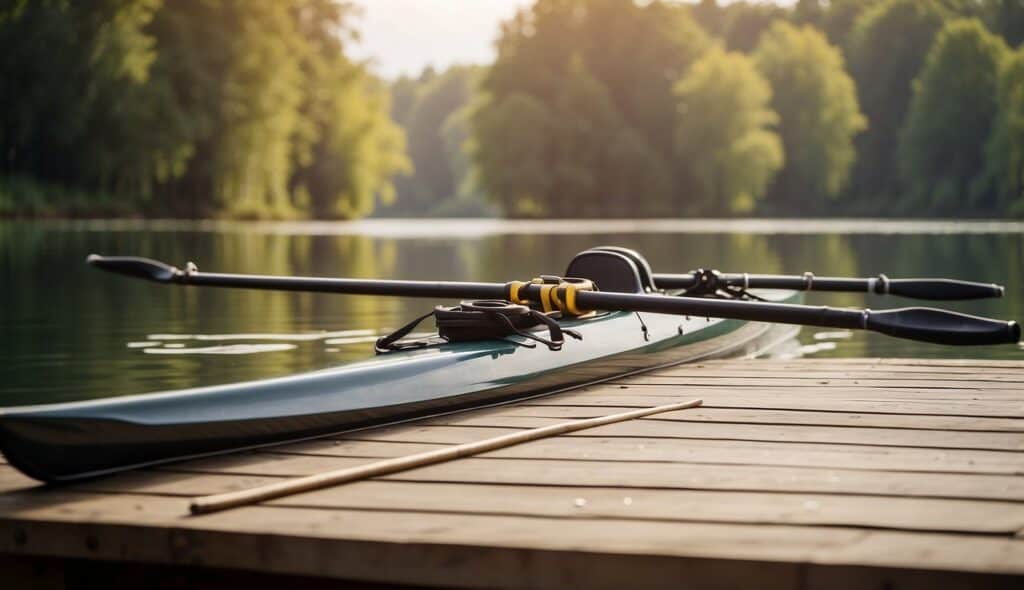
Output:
(584, 246), (656, 292)
(563, 249), (646, 293)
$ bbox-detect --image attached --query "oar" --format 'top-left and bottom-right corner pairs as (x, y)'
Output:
(86, 254), (1020, 346)
(655, 269), (1004, 300)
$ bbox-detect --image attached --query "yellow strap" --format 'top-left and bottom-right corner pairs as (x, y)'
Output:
(539, 284), (555, 313)
(507, 281), (528, 305)
(550, 285), (564, 312)
(556, 284), (583, 316)
(506, 278), (593, 316)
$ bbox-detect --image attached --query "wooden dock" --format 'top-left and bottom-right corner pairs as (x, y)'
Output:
(2, 358), (1023, 589)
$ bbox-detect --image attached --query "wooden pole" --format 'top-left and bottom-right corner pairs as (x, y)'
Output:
(190, 398), (703, 515)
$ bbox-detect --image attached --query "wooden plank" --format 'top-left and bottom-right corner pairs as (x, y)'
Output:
(418, 407), (1024, 432)
(80, 455), (1020, 502)
(0, 491), (190, 524)
(388, 457), (1024, 501)
(62, 470), (1024, 534)
(661, 363), (1024, 376)
(0, 466), (40, 495)
(283, 436), (1024, 474)
(143, 456), (1024, 502)
(267, 480), (1024, 534)
(339, 422), (1024, 451)
(4, 493), (1024, 584)
(654, 364), (1024, 377)
(624, 371), (1024, 384)
(555, 385), (1024, 401)
(79, 505), (1024, 577)
(524, 392), (1024, 417)
(802, 565), (1022, 590)
(0, 492), (811, 590)
(165, 430), (1024, 476)
(833, 358), (1024, 368)
(480, 437), (1024, 474)
(2, 356), (1022, 588)
(587, 421), (1024, 451)
(712, 358), (1024, 369)
(71, 470), (290, 497)
(613, 376), (1024, 391)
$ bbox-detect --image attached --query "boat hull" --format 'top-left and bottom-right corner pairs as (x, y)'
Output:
(0, 292), (800, 482)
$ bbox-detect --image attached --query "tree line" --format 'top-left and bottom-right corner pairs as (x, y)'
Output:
(3, 0), (1024, 219)
(1, 0), (407, 218)
(457, 0), (1024, 218)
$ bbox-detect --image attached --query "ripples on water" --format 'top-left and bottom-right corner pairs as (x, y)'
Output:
(1, 219), (1021, 405)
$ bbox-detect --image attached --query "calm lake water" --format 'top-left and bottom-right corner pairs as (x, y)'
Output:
(2, 219), (1022, 406)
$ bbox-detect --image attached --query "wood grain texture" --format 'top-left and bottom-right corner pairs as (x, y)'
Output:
(1, 357), (1023, 588)
(337, 422), (1024, 451)
(416, 407), (1024, 432)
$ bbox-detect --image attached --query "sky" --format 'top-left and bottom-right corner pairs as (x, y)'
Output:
(349, 1), (799, 80)
(349, 0), (534, 80)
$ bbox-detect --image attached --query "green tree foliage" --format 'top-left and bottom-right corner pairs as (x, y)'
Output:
(6, 0), (1024, 221)
(691, 0), (788, 53)
(0, 0), (407, 219)
(390, 66), (479, 213)
(211, 2), (304, 217)
(673, 49), (784, 214)
(846, 0), (948, 203)
(389, 76), (420, 129)
(0, 0), (167, 204)
(691, 0), (724, 35)
(900, 19), (1008, 214)
(471, 92), (553, 217)
(980, 48), (1024, 216)
(288, 0), (409, 219)
(546, 56), (624, 216)
(981, 0), (1024, 47)
(438, 104), (490, 215)
(817, 0), (883, 50)
(793, 0), (825, 27)
(472, 0), (706, 217)
(754, 22), (865, 211)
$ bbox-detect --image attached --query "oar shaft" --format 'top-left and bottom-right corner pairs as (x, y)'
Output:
(574, 290), (1019, 346)
(578, 290), (857, 328)
(183, 272), (506, 300)
(86, 254), (509, 299)
(654, 272), (1004, 300)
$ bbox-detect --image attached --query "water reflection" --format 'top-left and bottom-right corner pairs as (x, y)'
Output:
(1, 220), (1020, 406)
(143, 343), (298, 355)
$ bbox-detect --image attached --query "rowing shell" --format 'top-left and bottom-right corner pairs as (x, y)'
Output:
(0, 290), (800, 482)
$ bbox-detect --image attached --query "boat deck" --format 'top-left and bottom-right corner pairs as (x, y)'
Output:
(2, 357), (1023, 589)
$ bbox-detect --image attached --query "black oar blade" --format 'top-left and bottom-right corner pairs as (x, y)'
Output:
(86, 254), (180, 283)
(866, 308), (1020, 346)
(887, 279), (1004, 300)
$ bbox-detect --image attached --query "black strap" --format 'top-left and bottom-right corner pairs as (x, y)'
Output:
(506, 309), (582, 351)
(374, 310), (435, 353)
(720, 284), (766, 301)
(376, 300), (583, 353)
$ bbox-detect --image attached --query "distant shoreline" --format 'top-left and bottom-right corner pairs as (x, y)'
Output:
(8, 217), (1023, 237)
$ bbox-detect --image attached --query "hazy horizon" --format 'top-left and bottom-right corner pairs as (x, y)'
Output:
(349, 0), (533, 79)
(350, 0), (799, 79)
